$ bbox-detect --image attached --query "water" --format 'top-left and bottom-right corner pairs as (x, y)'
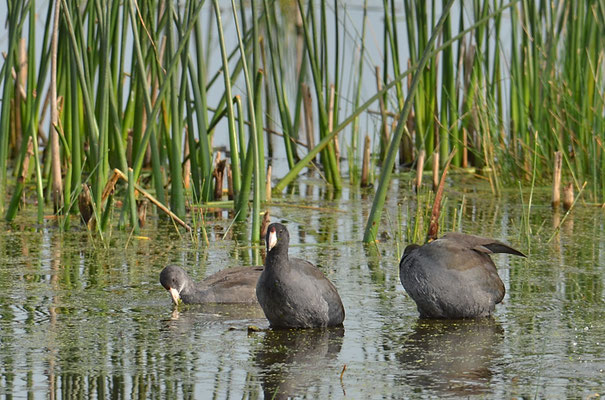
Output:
(1, 174), (604, 399)
(0, 2), (601, 397)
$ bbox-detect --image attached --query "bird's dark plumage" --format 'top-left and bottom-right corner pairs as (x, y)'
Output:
(256, 223), (345, 328)
(160, 264), (263, 305)
(399, 232), (525, 319)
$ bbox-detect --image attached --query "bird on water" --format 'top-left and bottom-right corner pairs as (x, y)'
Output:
(160, 264), (263, 305)
(256, 223), (345, 328)
(399, 232), (525, 319)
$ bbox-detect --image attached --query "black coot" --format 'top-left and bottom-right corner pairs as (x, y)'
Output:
(160, 265), (263, 305)
(256, 223), (345, 328)
(399, 232), (525, 319)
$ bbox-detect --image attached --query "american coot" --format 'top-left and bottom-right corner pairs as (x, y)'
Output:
(159, 265), (263, 305)
(399, 232), (525, 319)
(256, 223), (345, 328)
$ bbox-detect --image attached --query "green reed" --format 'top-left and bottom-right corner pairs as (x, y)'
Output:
(296, 0), (341, 190)
(1, 0), (604, 246)
(347, 0), (368, 185)
(363, 0), (456, 243)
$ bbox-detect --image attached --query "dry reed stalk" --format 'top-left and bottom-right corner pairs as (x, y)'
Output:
(361, 134), (371, 187)
(399, 61), (414, 166)
(101, 169), (121, 202)
(112, 168), (192, 231)
(398, 120), (410, 166)
(375, 66), (388, 158)
(126, 130), (133, 166)
(563, 182), (574, 211)
(78, 184), (94, 226)
(427, 150), (456, 241)
(260, 210), (271, 239)
(295, 5), (304, 77)
(50, 0), (63, 212)
(328, 84), (339, 171)
(13, 39), (26, 155)
(265, 165), (272, 202)
(137, 199), (148, 227)
(302, 83), (315, 155)
(37, 87), (51, 144)
(432, 152), (439, 191)
(227, 164), (234, 200)
(78, 169), (121, 229)
(19, 137), (34, 205)
(9, 47), (28, 100)
(213, 153), (226, 200)
(524, 156), (531, 182)
(259, 37), (274, 161)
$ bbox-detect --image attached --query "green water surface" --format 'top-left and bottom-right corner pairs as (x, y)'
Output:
(0, 175), (604, 399)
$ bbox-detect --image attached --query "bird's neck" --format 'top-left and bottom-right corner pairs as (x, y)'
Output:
(181, 279), (212, 302)
(266, 250), (289, 269)
(178, 278), (195, 297)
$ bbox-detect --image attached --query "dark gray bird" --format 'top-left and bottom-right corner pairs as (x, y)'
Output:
(160, 264), (263, 305)
(256, 223), (345, 328)
(399, 232), (525, 319)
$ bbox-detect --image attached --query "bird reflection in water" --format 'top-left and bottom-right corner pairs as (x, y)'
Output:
(161, 303), (267, 334)
(254, 327), (345, 399)
(396, 318), (503, 396)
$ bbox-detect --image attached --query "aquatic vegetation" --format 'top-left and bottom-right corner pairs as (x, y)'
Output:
(0, 1), (603, 241)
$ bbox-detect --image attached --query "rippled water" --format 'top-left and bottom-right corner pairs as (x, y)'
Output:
(1, 175), (604, 399)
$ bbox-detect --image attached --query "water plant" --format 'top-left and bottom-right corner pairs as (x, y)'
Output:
(0, 0), (603, 244)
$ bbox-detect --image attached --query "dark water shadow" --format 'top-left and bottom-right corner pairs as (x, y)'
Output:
(395, 318), (504, 397)
(254, 327), (344, 399)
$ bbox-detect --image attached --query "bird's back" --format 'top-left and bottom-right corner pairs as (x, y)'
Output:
(186, 266), (263, 304)
(400, 233), (523, 318)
